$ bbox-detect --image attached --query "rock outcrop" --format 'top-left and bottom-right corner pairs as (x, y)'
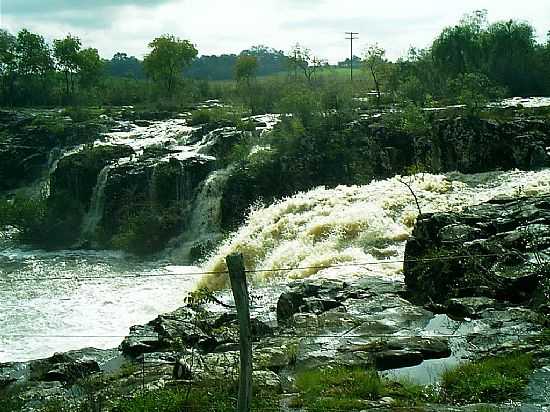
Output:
(0, 110), (106, 192)
(404, 195), (550, 311)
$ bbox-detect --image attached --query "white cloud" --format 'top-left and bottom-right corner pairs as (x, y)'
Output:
(2, 0), (549, 62)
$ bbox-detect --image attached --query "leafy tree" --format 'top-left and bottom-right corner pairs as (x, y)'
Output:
(363, 44), (386, 106)
(241, 45), (288, 76)
(484, 20), (537, 95)
(78, 48), (103, 88)
(288, 43), (325, 83)
(0, 29), (17, 103)
(235, 55), (258, 113)
(278, 86), (320, 127)
(431, 10), (487, 76)
(15, 29), (53, 76)
(53, 34), (82, 97)
(337, 55), (362, 68)
(235, 55), (258, 85)
(143, 35), (198, 94)
(450, 72), (504, 116)
(185, 54), (237, 80)
(14, 29), (54, 105)
(107, 52), (144, 78)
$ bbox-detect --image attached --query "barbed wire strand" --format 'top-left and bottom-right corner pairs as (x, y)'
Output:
(0, 251), (527, 283)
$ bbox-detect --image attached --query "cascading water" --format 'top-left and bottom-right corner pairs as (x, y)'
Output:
(170, 167), (233, 260)
(200, 169), (550, 290)
(80, 164), (111, 241)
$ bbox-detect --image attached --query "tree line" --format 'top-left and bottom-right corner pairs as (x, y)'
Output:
(1, 10), (549, 108)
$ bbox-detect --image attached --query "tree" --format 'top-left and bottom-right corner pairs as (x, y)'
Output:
(484, 20), (537, 95)
(363, 44), (386, 106)
(107, 52), (144, 78)
(14, 29), (54, 105)
(241, 45), (288, 76)
(287, 43), (325, 83)
(235, 55), (258, 85)
(0, 30), (17, 103)
(431, 11), (487, 77)
(78, 48), (103, 88)
(15, 29), (53, 77)
(449, 72), (504, 116)
(143, 35), (197, 94)
(53, 34), (81, 96)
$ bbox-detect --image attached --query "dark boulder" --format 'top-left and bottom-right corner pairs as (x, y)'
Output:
(50, 144), (134, 208)
(404, 195), (550, 308)
(276, 280), (347, 323)
(120, 305), (272, 357)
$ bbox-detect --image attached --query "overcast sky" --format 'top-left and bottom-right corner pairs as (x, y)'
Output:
(1, 0), (549, 62)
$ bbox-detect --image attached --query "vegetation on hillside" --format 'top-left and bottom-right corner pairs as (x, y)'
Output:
(1, 10), (549, 109)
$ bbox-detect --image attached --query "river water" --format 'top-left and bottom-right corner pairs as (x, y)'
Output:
(0, 235), (198, 362)
(3, 169), (550, 363)
(2, 104), (550, 365)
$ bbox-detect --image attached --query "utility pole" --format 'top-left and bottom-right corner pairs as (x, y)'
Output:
(345, 32), (359, 81)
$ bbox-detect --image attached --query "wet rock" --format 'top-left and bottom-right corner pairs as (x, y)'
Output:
(99, 154), (215, 250)
(50, 144), (134, 207)
(197, 127), (248, 160)
(405, 195), (550, 309)
(374, 350), (424, 370)
(0, 110), (105, 191)
(446, 297), (498, 319)
(0, 374), (16, 388)
(424, 117), (550, 174)
(121, 306), (272, 357)
(27, 350), (108, 385)
(340, 336), (450, 371)
(253, 370), (281, 393)
(120, 324), (163, 356)
(276, 280), (347, 323)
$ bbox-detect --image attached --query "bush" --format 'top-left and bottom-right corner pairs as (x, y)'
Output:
(110, 205), (183, 255)
(383, 102), (431, 135)
(0, 192), (83, 248)
(277, 85), (320, 127)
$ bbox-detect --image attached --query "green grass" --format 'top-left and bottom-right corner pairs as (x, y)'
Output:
(111, 379), (279, 412)
(291, 367), (383, 411)
(440, 352), (534, 404)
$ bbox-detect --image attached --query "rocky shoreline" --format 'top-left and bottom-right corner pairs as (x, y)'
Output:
(2, 195), (549, 411)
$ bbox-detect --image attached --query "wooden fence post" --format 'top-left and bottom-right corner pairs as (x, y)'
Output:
(226, 253), (252, 412)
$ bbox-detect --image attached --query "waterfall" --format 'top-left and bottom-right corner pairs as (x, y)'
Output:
(148, 163), (158, 205)
(80, 165), (111, 241)
(199, 169), (550, 290)
(175, 161), (192, 207)
(189, 167), (232, 237)
(170, 167), (233, 260)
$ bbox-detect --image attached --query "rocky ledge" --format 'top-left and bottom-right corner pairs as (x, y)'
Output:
(404, 194), (550, 312)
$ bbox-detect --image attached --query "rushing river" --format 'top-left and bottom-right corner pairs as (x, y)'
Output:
(2, 100), (550, 365)
(0, 236), (198, 362)
(3, 169), (550, 363)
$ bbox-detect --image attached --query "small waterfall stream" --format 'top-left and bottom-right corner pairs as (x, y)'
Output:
(80, 165), (112, 241)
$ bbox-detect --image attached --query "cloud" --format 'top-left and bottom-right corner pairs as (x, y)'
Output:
(1, 0), (548, 63)
(1, 0), (171, 15)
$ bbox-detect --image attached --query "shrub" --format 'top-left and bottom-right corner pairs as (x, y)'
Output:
(0, 192), (83, 248)
(110, 205), (183, 255)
